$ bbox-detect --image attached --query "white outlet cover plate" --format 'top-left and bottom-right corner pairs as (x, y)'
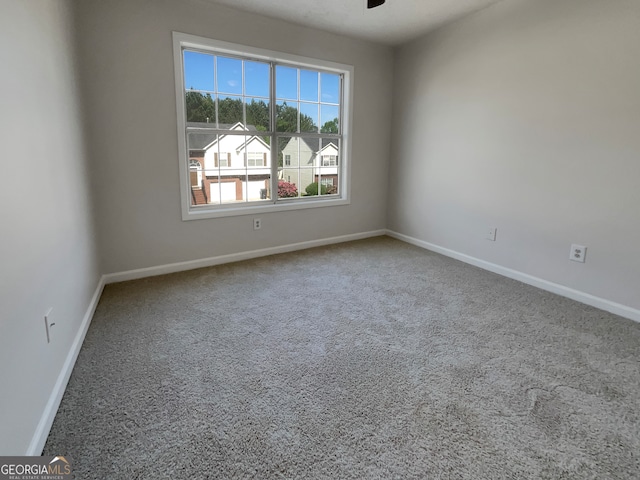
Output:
(570, 244), (587, 263)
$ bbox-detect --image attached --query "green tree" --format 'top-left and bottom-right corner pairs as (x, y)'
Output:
(218, 97), (243, 124)
(321, 117), (339, 134)
(276, 102), (317, 133)
(185, 90), (215, 122)
(186, 92), (271, 132)
(246, 99), (270, 131)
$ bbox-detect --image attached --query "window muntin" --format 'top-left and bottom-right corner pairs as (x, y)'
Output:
(174, 33), (352, 219)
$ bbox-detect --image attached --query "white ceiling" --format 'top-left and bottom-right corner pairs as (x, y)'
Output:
(206, 0), (504, 46)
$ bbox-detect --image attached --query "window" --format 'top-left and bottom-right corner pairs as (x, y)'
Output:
(320, 178), (334, 186)
(189, 159), (202, 187)
(322, 155), (338, 166)
(173, 32), (352, 220)
(247, 152), (265, 167)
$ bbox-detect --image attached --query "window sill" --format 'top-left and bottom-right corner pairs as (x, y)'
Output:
(182, 196), (350, 221)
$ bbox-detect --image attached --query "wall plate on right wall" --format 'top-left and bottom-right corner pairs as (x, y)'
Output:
(570, 244), (587, 263)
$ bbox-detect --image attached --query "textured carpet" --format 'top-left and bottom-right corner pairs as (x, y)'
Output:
(44, 236), (640, 479)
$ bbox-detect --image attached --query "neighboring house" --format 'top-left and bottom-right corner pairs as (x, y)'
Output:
(280, 138), (339, 193)
(187, 122), (271, 205)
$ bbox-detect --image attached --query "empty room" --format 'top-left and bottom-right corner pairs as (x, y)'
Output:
(1, 0), (639, 477)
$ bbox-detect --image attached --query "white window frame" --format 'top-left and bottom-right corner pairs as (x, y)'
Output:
(173, 32), (353, 220)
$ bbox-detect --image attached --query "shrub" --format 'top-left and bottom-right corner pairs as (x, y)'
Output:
(304, 182), (329, 196)
(278, 180), (298, 198)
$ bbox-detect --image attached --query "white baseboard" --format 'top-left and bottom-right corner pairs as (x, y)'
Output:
(26, 275), (106, 455)
(104, 229), (387, 284)
(29, 227), (634, 456)
(386, 230), (640, 324)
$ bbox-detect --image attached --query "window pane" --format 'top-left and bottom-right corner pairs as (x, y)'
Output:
(189, 168), (206, 205)
(244, 61), (269, 97)
(299, 137), (318, 169)
(278, 176), (299, 198)
(246, 174), (271, 201)
(319, 171), (337, 195)
(187, 133), (271, 206)
(187, 132), (218, 171)
(211, 177), (242, 204)
(218, 95), (243, 126)
(299, 168), (314, 190)
(185, 91), (216, 123)
(320, 104), (339, 133)
(300, 70), (318, 102)
(184, 51), (214, 91)
(278, 137), (300, 198)
(276, 101), (298, 133)
(276, 65), (297, 100)
(321, 72), (340, 104)
(320, 138), (339, 195)
(201, 170), (221, 205)
(300, 103), (319, 133)
(278, 136), (294, 167)
(217, 56), (242, 95)
(283, 135), (316, 196)
(245, 98), (270, 132)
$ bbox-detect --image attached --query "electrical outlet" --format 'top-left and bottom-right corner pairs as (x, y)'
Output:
(44, 308), (55, 343)
(485, 227), (497, 241)
(570, 244), (587, 263)
(253, 218), (262, 230)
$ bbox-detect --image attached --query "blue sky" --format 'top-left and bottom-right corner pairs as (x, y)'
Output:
(184, 50), (340, 105)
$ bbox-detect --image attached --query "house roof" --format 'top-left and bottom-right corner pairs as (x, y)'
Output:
(186, 122), (262, 150)
(236, 135), (270, 152)
(187, 122), (338, 155)
(187, 121), (259, 132)
(282, 137), (338, 154)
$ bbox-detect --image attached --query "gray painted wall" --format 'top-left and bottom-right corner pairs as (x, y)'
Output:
(74, 0), (394, 275)
(0, 0), (100, 454)
(388, 0), (640, 310)
(2, 0), (640, 457)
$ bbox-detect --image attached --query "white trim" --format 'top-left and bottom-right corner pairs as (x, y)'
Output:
(173, 34), (191, 221)
(187, 196), (349, 219)
(26, 276), (106, 455)
(24, 229), (638, 455)
(104, 230), (386, 284)
(386, 230), (640, 324)
(173, 31), (354, 221)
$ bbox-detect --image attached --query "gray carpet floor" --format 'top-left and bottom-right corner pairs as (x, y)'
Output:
(44, 236), (640, 479)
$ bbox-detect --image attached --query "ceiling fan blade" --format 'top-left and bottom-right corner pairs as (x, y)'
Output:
(367, 0), (385, 8)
